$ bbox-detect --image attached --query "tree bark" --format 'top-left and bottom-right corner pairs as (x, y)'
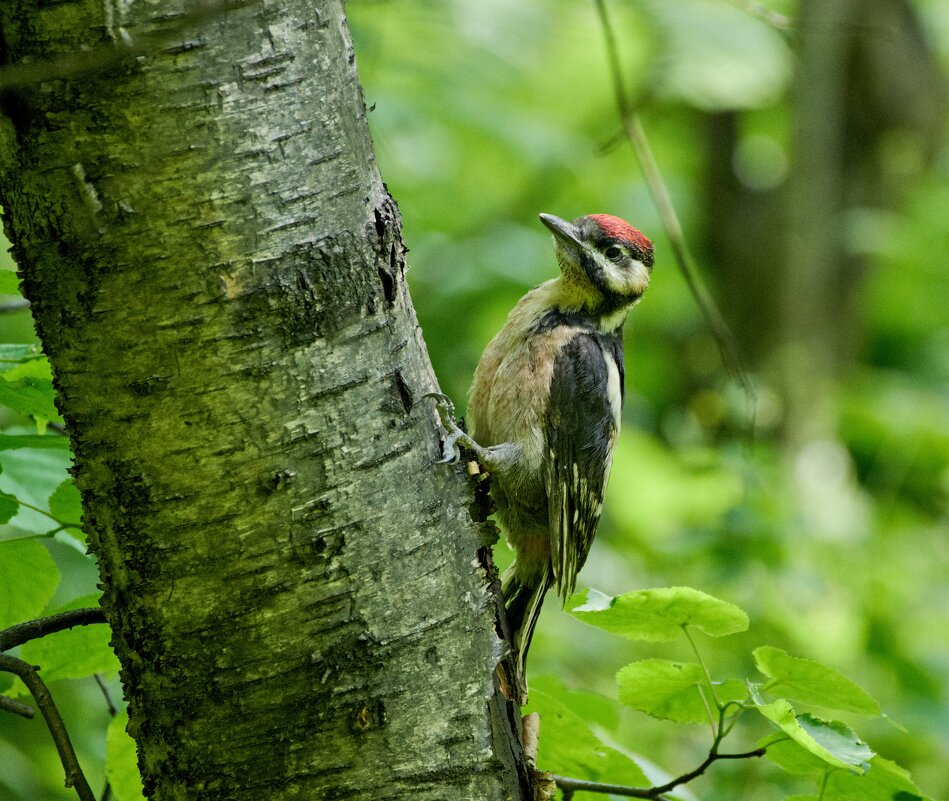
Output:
(0, 1), (527, 798)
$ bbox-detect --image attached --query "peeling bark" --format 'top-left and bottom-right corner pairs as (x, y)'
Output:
(0, 1), (527, 798)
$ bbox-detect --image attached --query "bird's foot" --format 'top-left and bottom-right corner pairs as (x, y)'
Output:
(423, 392), (476, 464)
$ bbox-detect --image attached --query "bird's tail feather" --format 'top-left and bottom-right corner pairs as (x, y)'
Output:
(501, 563), (551, 704)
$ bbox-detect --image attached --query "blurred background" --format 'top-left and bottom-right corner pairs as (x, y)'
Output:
(348, 0), (947, 797)
(0, 0), (946, 799)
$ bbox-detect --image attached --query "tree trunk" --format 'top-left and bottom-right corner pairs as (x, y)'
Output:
(0, 1), (527, 798)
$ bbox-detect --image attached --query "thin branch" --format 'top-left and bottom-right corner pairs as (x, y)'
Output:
(0, 607), (107, 652)
(94, 674), (118, 801)
(94, 674), (118, 717)
(0, 693), (35, 718)
(592, 0), (756, 418)
(552, 747), (766, 798)
(0, 299), (30, 313)
(0, 653), (96, 801)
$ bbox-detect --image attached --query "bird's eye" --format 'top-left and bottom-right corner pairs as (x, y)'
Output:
(604, 245), (623, 261)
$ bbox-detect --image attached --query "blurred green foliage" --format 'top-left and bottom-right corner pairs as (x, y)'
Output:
(348, 0), (948, 797)
(0, 0), (946, 798)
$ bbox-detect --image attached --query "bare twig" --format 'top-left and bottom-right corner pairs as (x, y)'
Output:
(592, 0), (755, 419)
(552, 747), (766, 798)
(94, 674), (118, 801)
(0, 607), (107, 652)
(0, 653), (96, 801)
(0, 693), (35, 718)
(94, 674), (118, 718)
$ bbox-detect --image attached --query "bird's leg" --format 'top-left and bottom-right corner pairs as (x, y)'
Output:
(424, 392), (483, 464)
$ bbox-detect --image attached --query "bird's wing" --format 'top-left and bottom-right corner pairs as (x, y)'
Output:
(544, 332), (622, 603)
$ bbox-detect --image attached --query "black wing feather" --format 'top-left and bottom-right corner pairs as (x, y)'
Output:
(544, 332), (622, 602)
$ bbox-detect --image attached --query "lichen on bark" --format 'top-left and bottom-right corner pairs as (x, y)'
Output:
(0, 1), (528, 798)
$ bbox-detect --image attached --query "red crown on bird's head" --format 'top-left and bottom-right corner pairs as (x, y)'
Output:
(588, 213), (653, 255)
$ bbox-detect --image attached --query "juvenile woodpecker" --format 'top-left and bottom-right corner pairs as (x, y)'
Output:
(430, 212), (654, 701)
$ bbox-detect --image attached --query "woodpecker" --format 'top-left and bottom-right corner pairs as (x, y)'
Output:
(429, 212), (654, 701)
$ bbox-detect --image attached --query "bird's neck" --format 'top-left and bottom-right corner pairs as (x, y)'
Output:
(544, 277), (632, 332)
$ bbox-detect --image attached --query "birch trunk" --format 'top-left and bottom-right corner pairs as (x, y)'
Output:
(0, 1), (527, 798)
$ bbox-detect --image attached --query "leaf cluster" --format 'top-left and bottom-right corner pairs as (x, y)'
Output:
(526, 586), (935, 801)
(0, 277), (143, 801)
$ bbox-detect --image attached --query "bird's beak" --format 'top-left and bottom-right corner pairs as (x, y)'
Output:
(539, 213), (582, 247)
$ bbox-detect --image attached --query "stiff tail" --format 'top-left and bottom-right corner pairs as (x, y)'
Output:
(501, 563), (552, 703)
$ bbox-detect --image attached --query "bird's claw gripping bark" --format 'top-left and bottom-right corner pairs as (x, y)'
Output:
(423, 392), (473, 464)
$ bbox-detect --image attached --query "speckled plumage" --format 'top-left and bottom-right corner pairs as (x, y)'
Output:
(447, 213), (653, 701)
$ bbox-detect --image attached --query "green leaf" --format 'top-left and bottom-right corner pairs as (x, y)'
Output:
(0, 539), (60, 629)
(567, 586), (749, 641)
(0, 270), (20, 295)
(754, 646), (881, 716)
(106, 711), (146, 801)
(20, 595), (116, 683)
(529, 674), (620, 730)
(0, 434), (70, 451)
(752, 695), (873, 772)
(3, 356), (52, 383)
(0, 490), (18, 525)
(616, 659), (747, 723)
(760, 732), (830, 776)
(48, 479), (83, 527)
(0, 376), (60, 422)
(524, 683), (650, 787)
(0, 344), (44, 372)
(824, 756), (924, 801)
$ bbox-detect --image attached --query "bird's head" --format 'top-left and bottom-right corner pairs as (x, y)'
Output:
(539, 212), (654, 313)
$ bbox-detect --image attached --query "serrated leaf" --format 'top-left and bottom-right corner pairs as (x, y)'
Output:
(753, 696), (873, 772)
(567, 586), (749, 641)
(0, 490), (18, 525)
(524, 683), (649, 787)
(754, 646), (881, 716)
(824, 756), (924, 801)
(0, 376), (60, 421)
(0, 539), (60, 629)
(21, 595), (116, 683)
(0, 270), (20, 295)
(48, 479), (83, 527)
(0, 434), (70, 451)
(616, 659), (747, 723)
(106, 711), (146, 801)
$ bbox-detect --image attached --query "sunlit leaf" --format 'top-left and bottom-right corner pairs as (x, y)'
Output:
(568, 586), (749, 641)
(752, 695), (872, 772)
(0, 270), (20, 295)
(616, 659), (746, 723)
(0, 539), (60, 629)
(106, 711), (146, 801)
(754, 646), (880, 716)
(760, 732), (830, 776)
